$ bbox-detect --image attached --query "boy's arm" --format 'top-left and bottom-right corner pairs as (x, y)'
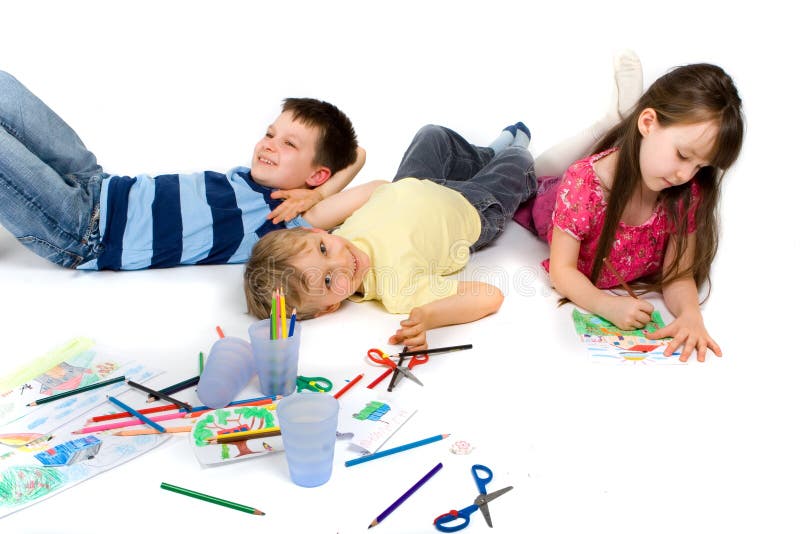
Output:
(549, 227), (654, 330)
(268, 147), (366, 223)
(644, 233), (722, 362)
(302, 179), (387, 230)
(387, 281), (504, 352)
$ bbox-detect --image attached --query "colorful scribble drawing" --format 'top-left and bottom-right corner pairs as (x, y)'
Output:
(0, 465), (66, 505)
(353, 401), (391, 422)
(191, 406), (282, 465)
(35, 436), (102, 466)
(572, 309), (683, 365)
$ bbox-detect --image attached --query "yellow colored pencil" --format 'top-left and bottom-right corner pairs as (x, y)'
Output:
(280, 288), (287, 338)
(113, 426), (193, 436)
(206, 426), (281, 444)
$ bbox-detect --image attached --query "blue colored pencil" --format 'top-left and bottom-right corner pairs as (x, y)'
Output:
(345, 434), (449, 467)
(106, 395), (166, 433)
(367, 462), (443, 528)
(288, 308), (297, 337)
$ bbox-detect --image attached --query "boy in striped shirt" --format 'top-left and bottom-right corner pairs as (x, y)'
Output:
(0, 70), (364, 270)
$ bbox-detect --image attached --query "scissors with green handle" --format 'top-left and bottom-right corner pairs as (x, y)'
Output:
(295, 375), (332, 393)
(433, 464), (513, 531)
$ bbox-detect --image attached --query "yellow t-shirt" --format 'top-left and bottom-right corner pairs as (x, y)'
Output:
(333, 178), (481, 314)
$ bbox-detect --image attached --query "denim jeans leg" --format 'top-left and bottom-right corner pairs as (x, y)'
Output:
(393, 125), (494, 183)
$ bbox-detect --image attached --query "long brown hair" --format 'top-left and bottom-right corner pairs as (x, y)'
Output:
(591, 63), (744, 298)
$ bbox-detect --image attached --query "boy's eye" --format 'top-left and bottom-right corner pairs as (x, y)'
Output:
(319, 242), (327, 255)
(265, 132), (274, 138)
(285, 140), (296, 148)
(677, 151), (688, 160)
(324, 274), (332, 288)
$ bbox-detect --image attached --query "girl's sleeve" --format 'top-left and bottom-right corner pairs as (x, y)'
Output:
(551, 164), (600, 241)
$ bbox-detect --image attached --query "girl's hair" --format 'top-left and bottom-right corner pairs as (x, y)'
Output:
(591, 63), (744, 298)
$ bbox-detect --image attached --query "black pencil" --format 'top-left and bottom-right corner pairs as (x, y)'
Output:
(396, 344), (473, 358)
(126, 380), (192, 411)
(146, 375), (200, 402)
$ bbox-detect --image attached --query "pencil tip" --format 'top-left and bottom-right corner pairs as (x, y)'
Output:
(442, 433), (450, 438)
(254, 510), (265, 516)
(368, 520), (378, 528)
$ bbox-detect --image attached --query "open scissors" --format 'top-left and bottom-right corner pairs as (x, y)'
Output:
(387, 353), (429, 391)
(433, 464), (514, 532)
(295, 375), (333, 393)
(367, 348), (423, 387)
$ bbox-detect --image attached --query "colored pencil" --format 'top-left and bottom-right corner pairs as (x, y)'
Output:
(216, 325), (225, 338)
(346, 434), (449, 468)
(280, 288), (287, 338)
(187, 395), (281, 415)
(366, 368), (393, 389)
(160, 482), (265, 516)
(288, 308), (297, 337)
(106, 396), (166, 433)
(270, 291), (277, 340)
(113, 426), (193, 436)
(207, 427), (281, 444)
(126, 379), (192, 412)
(27, 375), (126, 406)
(146, 375), (200, 403)
(603, 257), (638, 299)
(89, 402), (181, 423)
(396, 344), (473, 358)
(333, 373), (364, 399)
(367, 462), (443, 528)
(198, 352), (205, 374)
(75, 411), (189, 433)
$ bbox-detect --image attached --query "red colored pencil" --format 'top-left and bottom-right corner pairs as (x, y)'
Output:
(366, 368), (393, 389)
(333, 373), (364, 399)
(88, 402), (181, 423)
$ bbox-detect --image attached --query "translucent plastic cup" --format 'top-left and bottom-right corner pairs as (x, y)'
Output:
(249, 320), (301, 397)
(276, 392), (339, 487)
(196, 337), (254, 409)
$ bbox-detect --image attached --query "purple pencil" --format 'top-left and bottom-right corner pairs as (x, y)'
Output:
(367, 462), (443, 528)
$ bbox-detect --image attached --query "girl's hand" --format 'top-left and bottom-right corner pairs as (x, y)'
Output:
(388, 308), (428, 352)
(645, 310), (722, 362)
(600, 296), (654, 331)
(267, 189), (323, 223)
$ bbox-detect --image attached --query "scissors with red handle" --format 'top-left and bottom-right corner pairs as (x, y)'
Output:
(367, 348), (424, 387)
(388, 353), (429, 391)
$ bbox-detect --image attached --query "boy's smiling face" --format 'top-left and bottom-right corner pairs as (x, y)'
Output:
(250, 111), (328, 189)
(291, 229), (370, 316)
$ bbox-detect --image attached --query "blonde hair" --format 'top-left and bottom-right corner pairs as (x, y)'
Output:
(243, 228), (322, 320)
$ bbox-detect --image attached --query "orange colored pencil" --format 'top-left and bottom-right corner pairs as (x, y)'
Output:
(603, 258), (637, 299)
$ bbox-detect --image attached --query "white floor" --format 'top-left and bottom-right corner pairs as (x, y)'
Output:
(1, 2), (798, 533)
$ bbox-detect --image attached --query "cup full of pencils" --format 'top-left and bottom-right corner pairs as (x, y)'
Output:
(248, 288), (301, 397)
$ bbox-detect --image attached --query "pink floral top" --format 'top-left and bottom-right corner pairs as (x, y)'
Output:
(534, 149), (700, 289)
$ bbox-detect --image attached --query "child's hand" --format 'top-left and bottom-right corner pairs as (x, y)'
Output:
(268, 189), (323, 223)
(600, 296), (654, 331)
(645, 310), (722, 362)
(388, 308), (428, 352)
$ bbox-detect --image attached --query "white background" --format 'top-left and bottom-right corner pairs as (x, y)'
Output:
(1, 1), (798, 533)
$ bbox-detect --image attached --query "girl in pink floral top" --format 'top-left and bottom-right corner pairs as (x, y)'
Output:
(515, 53), (744, 362)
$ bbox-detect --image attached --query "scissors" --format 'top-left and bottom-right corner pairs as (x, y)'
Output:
(433, 464), (514, 532)
(367, 348), (423, 388)
(387, 353), (429, 392)
(295, 375), (333, 392)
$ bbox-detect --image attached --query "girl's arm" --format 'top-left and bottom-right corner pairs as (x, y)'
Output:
(301, 179), (387, 230)
(644, 233), (722, 362)
(549, 227), (654, 329)
(387, 281), (504, 352)
(268, 146), (367, 223)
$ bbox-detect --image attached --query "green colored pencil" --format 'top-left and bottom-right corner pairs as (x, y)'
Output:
(27, 375), (126, 406)
(198, 351), (205, 374)
(270, 291), (277, 340)
(160, 482), (265, 515)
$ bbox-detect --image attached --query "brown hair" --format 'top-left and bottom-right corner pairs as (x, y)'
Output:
(590, 63), (744, 298)
(244, 228), (322, 320)
(282, 98), (358, 175)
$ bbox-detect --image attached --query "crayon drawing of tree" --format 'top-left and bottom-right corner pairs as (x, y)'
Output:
(193, 406), (275, 459)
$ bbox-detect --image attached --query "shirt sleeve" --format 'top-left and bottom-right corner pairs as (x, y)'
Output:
(551, 164), (601, 241)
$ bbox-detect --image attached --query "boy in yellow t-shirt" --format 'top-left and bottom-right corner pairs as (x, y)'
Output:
(244, 124), (535, 350)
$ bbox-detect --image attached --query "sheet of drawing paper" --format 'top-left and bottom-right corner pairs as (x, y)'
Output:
(0, 433), (169, 518)
(191, 405), (283, 466)
(336, 389), (416, 454)
(0, 339), (163, 440)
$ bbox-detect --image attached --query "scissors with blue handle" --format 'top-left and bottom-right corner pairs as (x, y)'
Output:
(433, 464), (513, 532)
(295, 375), (333, 392)
(367, 348), (423, 387)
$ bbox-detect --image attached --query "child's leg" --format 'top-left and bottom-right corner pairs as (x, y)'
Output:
(533, 50), (642, 177)
(0, 72), (103, 267)
(0, 71), (104, 181)
(393, 124), (494, 184)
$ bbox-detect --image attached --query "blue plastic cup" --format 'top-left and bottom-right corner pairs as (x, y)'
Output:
(196, 337), (254, 409)
(249, 320), (301, 397)
(276, 392), (339, 487)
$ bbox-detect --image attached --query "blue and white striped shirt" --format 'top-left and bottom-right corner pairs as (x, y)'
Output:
(77, 167), (309, 270)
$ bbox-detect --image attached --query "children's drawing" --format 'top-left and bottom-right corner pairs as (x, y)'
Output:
(337, 389), (416, 455)
(35, 436), (102, 466)
(191, 405), (283, 466)
(0, 434), (168, 518)
(572, 309), (684, 365)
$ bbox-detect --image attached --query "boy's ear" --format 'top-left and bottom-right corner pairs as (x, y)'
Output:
(305, 167), (332, 188)
(313, 301), (341, 317)
(638, 107), (658, 137)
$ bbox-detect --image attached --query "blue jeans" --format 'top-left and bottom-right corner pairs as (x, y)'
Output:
(393, 124), (535, 250)
(0, 71), (105, 267)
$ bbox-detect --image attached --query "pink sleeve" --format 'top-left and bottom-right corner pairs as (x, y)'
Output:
(551, 164), (601, 241)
